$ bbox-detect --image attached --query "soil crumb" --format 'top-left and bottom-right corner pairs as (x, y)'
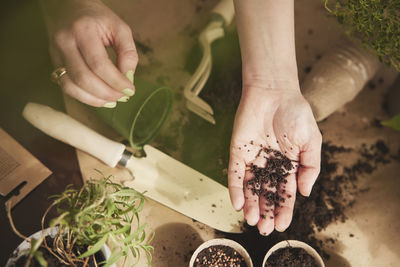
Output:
(265, 246), (318, 267)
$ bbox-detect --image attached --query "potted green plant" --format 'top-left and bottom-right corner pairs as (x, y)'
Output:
(324, 0), (400, 71)
(302, 0), (399, 122)
(6, 174), (153, 267)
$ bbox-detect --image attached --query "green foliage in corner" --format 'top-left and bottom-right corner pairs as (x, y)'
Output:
(8, 173), (154, 267)
(382, 114), (400, 131)
(324, 0), (400, 71)
(48, 175), (154, 267)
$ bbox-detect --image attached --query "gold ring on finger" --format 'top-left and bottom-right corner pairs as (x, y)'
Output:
(50, 67), (67, 84)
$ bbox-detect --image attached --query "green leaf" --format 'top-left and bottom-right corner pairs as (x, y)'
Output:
(382, 114), (400, 131)
(30, 238), (43, 254)
(110, 224), (131, 235)
(34, 251), (48, 267)
(124, 224), (146, 244)
(102, 250), (124, 267)
(78, 234), (108, 259)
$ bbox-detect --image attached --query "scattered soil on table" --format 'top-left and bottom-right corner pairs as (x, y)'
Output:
(194, 245), (247, 267)
(12, 236), (105, 267)
(264, 246), (318, 267)
(222, 140), (399, 265)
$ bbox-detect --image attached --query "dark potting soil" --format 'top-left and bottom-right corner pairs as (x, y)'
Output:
(264, 246), (318, 267)
(12, 236), (105, 267)
(245, 147), (294, 215)
(194, 245), (247, 267)
(221, 140), (398, 265)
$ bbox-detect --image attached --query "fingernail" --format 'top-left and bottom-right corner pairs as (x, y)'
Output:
(103, 102), (117, 108)
(246, 216), (259, 226)
(275, 226), (286, 232)
(125, 70), (134, 84)
(118, 96), (129, 102)
(304, 186), (313, 197)
(122, 88), (135, 96)
(234, 204), (242, 211)
(306, 189), (312, 197)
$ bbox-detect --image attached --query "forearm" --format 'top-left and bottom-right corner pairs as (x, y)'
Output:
(234, 0), (298, 87)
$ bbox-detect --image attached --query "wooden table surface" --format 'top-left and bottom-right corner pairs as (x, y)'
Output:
(1, 1), (400, 267)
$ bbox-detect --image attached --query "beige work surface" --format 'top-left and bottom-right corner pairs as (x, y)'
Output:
(65, 0), (400, 266)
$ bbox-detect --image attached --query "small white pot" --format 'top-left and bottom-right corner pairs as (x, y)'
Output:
(189, 238), (253, 267)
(6, 227), (115, 267)
(262, 240), (325, 267)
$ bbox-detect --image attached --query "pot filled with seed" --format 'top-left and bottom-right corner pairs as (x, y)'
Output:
(189, 238), (253, 267)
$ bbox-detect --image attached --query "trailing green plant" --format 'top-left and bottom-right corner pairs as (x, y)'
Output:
(7, 173), (153, 267)
(324, 0), (400, 71)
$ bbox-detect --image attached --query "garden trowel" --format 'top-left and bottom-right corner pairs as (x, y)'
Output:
(22, 102), (244, 233)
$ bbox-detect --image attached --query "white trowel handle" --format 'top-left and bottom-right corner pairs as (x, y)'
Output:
(22, 102), (126, 168)
(212, 0), (235, 25)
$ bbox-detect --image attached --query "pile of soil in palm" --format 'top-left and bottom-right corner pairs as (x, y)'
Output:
(194, 245), (247, 267)
(264, 246), (318, 267)
(12, 236), (105, 267)
(245, 146), (294, 220)
(222, 140), (399, 265)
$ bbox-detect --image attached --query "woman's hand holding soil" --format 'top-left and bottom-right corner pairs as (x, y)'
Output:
(41, 0), (137, 107)
(231, 0), (321, 235)
(228, 85), (322, 235)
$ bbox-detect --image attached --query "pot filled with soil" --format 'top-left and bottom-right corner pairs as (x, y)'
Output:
(6, 227), (113, 267)
(189, 238), (253, 267)
(263, 240), (324, 267)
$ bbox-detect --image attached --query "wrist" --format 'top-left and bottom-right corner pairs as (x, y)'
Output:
(241, 69), (300, 95)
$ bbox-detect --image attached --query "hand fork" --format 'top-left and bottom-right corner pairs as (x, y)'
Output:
(184, 0), (235, 124)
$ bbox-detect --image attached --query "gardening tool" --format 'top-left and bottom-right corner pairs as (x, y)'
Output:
(23, 102), (244, 233)
(184, 0), (235, 124)
(93, 78), (174, 150)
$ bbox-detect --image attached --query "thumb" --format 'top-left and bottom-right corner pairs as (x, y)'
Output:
(113, 24), (138, 83)
(297, 136), (322, 196)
